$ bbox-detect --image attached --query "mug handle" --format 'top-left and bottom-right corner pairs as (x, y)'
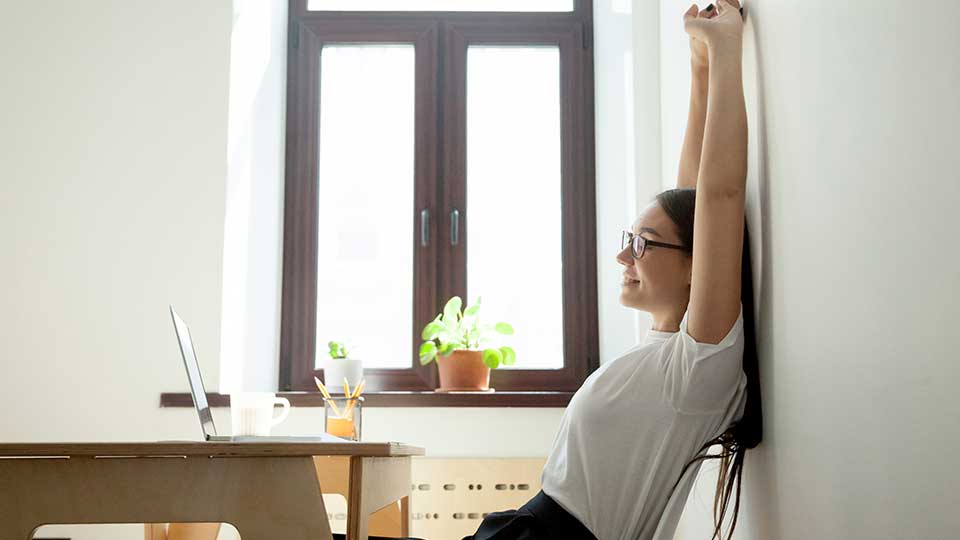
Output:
(271, 397), (291, 426)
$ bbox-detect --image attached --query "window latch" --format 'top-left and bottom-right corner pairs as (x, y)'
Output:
(450, 208), (460, 246)
(420, 208), (430, 247)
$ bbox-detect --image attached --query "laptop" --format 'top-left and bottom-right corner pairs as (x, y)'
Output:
(169, 305), (351, 443)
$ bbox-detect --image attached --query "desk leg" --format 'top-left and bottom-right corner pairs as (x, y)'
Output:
(144, 523), (167, 540)
(0, 456), (332, 540)
(346, 457), (412, 540)
(400, 495), (411, 536)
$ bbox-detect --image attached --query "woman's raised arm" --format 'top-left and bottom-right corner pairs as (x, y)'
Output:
(677, 4), (713, 190)
(682, 0), (748, 344)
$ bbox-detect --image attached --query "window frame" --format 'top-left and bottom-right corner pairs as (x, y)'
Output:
(279, 0), (599, 397)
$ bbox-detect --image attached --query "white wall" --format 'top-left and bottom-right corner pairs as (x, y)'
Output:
(657, 1), (960, 538)
(0, 0), (230, 437)
(218, 0), (289, 394)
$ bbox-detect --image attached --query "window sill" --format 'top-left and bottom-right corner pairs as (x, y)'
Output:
(160, 391), (573, 408)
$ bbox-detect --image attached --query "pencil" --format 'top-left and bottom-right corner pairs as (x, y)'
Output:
(343, 394), (361, 417)
(314, 376), (343, 417)
(314, 376), (330, 396)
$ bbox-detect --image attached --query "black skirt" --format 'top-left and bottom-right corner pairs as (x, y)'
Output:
(461, 489), (598, 540)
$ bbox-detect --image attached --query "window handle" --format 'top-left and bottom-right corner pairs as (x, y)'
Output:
(450, 208), (460, 246)
(420, 209), (430, 247)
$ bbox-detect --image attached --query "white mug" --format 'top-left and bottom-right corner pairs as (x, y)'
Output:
(229, 392), (290, 436)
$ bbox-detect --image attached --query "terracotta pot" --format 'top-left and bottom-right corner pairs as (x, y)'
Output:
(435, 350), (492, 392)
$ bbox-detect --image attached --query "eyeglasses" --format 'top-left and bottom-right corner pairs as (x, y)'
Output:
(621, 230), (690, 259)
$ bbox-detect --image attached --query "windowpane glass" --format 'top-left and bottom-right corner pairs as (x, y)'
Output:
(315, 45), (415, 370)
(309, 0), (573, 12)
(466, 46), (564, 370)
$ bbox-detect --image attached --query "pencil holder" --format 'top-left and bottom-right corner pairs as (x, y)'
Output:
(323, 396), (363, 441)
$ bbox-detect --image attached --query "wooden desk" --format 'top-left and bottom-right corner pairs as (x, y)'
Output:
(0, 442), (425, 540)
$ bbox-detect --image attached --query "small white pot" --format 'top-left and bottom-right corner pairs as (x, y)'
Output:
(323, 358), (364, 394)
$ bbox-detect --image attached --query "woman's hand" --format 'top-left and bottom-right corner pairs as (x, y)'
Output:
(684, 0), (744, 53)
(686, 4), (717, 69)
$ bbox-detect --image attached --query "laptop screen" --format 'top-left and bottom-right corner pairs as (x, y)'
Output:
(170, 306), (217, 439)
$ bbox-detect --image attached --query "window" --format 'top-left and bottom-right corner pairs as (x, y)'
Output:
(280, 0), (598, 396)
(308, 0), (574, 11)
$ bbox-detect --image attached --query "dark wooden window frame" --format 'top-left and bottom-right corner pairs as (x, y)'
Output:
(278, 0), (599, 400)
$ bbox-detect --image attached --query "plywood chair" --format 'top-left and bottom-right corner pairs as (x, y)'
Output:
(407, 457), (547, 540)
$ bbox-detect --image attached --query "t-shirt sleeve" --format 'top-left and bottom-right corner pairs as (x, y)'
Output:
(661, 304), (746, 415)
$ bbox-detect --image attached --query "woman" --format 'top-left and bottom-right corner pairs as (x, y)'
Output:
(462, 2), (762, 539)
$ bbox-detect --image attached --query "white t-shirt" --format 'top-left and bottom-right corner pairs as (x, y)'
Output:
(540, 304), (748, 540)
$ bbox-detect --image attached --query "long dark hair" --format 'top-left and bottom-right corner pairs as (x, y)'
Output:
(655, 188), (763, 540)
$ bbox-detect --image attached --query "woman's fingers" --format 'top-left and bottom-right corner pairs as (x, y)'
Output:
(690, 1), (739, 23)
(684, 0), (745, 42)
(717, 0), (745, 18)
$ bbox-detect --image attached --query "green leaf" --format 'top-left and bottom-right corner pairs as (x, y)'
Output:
(482, 348), (502, 369)
(464, 296), (482, 317)
(500, 346), (516, 366)
(442, 296), (462, 327)
(495, 322), (514, 335)
(329, 341), (345, 359)
(440, 343), (456, 356)
(419, 342), (438, 365)
(421, 322), (444, 341)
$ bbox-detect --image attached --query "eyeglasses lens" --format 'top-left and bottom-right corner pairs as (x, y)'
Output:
(622, 231), (644, 259)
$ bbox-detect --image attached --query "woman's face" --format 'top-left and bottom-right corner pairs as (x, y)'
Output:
(616, 202), (693, 312)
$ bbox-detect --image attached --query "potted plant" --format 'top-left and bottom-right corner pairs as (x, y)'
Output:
(322, 340), (363, 394)
(419, 296), (515, 392)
